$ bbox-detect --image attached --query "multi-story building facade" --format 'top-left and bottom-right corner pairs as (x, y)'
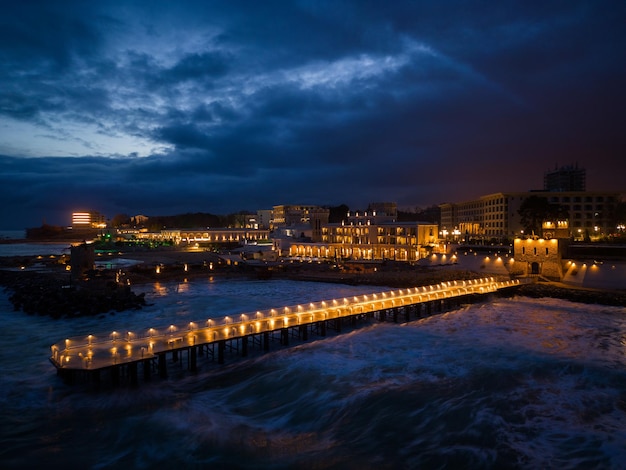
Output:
(270, 204), (330, 243)
(255, 210), (273, 230)
(274, 202), (438, 261)
(271, 205), (329, 228)
(72, 211), (106, 229)
(128, 228), (270, 245)
(544, 164), (586, 192)
(539, 191), (621, 239)
(288, 220), (439, 261)
(440, 191), (622, 241)
(345, 202), (398, 226)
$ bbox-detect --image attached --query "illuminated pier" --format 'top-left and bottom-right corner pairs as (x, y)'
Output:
(50, 277), (524, 387)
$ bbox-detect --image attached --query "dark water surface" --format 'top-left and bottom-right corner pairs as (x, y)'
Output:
(1, 278), (625, 469)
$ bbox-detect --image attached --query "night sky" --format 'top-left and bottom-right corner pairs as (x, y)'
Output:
(1, 1), (625, 229)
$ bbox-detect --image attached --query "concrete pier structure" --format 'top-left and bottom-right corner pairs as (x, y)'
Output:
(50, 277), (525, 387)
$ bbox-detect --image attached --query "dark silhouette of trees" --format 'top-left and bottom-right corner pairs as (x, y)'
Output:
(110, 213), (130, 227)
(613, 201), (626, 227)
(397, 205), (440, 223)
(327, 204), (350, 223)
(220, 211), (254, 228)
(518, 196), (567, 235)
(146, 213), (221, 230)
(26, 224), (65, 238)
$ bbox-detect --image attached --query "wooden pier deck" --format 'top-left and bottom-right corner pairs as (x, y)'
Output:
(50, 277), (524, 386)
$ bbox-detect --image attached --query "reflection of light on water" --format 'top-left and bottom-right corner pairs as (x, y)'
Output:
(153, 282), (167, 296)
(95, 258), (142, 269)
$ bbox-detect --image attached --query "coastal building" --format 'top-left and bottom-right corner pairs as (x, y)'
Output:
(544, 163), (586, 192)
(440, 164), (623, 242)
(271, 202), (438, 261)
(271, 204), (329, 229)
(125, 228), (270, 245)
(72, 211), (106, 229)
(287, 221), (439, 261)
(509, 218), (570, 280)
(510, 237), (564, 279)
(345, 202), (398, 226)
(269, 204), (330, 246)
(255, 210), (273, 229)
(440, 190), (622, 241)
(237, 213), (260, 229)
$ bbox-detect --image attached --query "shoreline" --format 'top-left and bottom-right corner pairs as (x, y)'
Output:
(513, 282), (626, 307)
(1, 248), (625, 318)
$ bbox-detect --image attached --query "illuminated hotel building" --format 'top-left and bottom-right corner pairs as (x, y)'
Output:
(282, 202), (439, 261)
(288, 220), (439, 261)
(440, 191), (622, 241)
(72, 211), (106, 229)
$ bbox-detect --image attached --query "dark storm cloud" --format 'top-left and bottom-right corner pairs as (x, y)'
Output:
(0, 1), (101, 67)
(0, 0), (625, 228)
(166, 52), (231, 82)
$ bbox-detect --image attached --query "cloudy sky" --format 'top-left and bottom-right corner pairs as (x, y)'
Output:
(1, 1), (625, 229)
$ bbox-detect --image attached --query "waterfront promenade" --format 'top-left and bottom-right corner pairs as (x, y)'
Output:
(50, 277), (523, 386)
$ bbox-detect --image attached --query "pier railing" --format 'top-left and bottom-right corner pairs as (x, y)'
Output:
(50, 277), (524, 372)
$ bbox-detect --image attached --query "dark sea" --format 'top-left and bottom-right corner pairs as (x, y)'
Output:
(0, 230), (26, 240)
(1, 272), (625, 469)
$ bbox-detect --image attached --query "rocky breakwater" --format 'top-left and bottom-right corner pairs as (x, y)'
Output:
(0, 269), (147, 319)
(516, 282), (626, 306)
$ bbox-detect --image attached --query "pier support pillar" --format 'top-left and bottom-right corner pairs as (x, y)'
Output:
(281, 328), (289, 346)
(263, 332), (270, 351)
(392, 308), (398, 323)
(242, 336), (248, 357)
(320, 320), (326, 336)
(143, 359), (151, 382)
(129, 362), (138, 387)
(111, 366), (120, 387)
(300, 324), (308, 341)
(379, 310), (386, 322)
(190, 346), (197, 372)
(218, 340), (225, 364)
(172, 349), (179, 363)
(158, 353), (167, 379)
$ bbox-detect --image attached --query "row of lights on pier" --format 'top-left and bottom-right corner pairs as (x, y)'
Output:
(60, 278), (503, 353)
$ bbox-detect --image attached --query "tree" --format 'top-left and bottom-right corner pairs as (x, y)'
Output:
(517, 196), (565, 236)
(327, 204), (350, 223)
(110, 213), (130, 227)
(397, 205), (440, 223)
(613, 201), (626, 228)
